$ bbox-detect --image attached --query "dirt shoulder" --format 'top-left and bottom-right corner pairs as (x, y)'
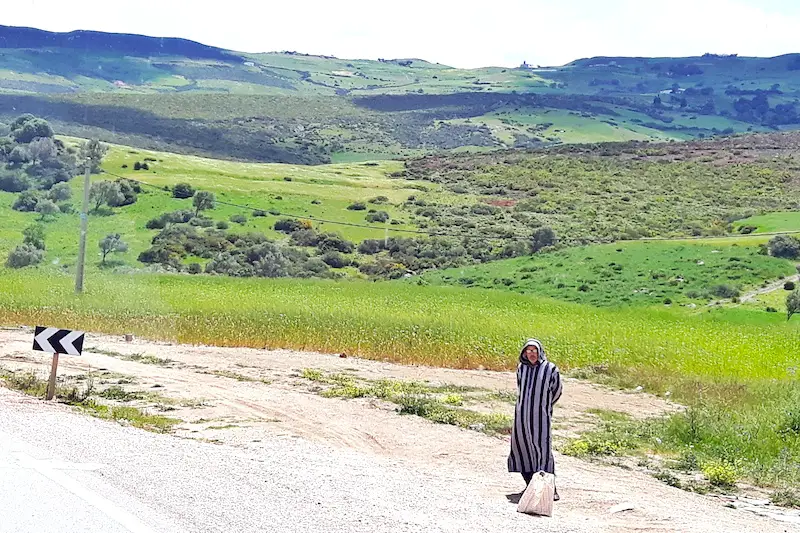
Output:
(1, 328), (796, 532)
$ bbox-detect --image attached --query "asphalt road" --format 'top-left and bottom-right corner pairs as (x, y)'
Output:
(0, 387), (594, 533)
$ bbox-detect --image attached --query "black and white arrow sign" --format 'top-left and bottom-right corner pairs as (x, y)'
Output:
(33, 326), (85, 356)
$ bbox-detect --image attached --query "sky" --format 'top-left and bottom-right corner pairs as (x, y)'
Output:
(4, 0), (800, 68)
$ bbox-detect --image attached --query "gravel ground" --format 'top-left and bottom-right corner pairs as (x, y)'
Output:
(1, 388), (598, 533)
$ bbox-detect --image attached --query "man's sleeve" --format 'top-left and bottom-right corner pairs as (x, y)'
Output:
(551, 366), (562, 404)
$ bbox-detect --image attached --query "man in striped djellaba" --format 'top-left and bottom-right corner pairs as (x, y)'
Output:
(507, 338), (563, 500)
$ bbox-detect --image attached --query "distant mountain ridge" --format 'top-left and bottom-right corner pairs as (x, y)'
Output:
(3, 24), (800, 164)
(0, 24), (234, 61)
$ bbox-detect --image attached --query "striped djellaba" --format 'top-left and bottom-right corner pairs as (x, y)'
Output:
(507, 339), (563, 479)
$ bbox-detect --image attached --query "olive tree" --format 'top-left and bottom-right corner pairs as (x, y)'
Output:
(788, 290), (800, 321)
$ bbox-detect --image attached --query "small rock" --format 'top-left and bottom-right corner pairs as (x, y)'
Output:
(609, 503), (635, 514)
(634, 386), (643, 392)
(339, 353), (348, 358)
(469, 423), (486, 432)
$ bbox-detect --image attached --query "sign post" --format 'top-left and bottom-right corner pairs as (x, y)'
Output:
(32, 326), (85, 400)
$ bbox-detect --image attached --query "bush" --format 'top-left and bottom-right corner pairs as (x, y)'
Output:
(532, 226), (558, 252)
(358, 239), (383, 255)
(216, 221), (230, 230)
(12, 190), (40, 212)
(347, 202), (367, 211)
(47, 183), (72, 202)
(369, 195), (389, 204)
(365, 210), (390, 223)
(701, 460), (738, 487)
(146, 210), (194, 230)
(274, 218), (309, 233)
(768, 235), (800, 259)
(785, 281), (796, 291)
(252, 209), (267, 217)
(22, 224), (46, 250)
(230, 214), (248, 225)
(6, 244), (44, 268)
(0, 170), (29, 192)
(317, 233), (354, 254)
(187, 263), (203, 275)
(172, 183), (196, 199)
(710, 284), (740, 299)
(321, 251), (351, 268)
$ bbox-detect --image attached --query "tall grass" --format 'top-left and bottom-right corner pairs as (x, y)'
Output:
(1, 269), (798, 378)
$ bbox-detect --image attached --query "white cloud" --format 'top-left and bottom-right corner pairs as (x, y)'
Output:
(3, 0), (799, 68)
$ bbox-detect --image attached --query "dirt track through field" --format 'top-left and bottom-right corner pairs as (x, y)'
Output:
(1, 328), (797, 532)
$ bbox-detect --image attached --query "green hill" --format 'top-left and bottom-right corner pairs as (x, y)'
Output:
(3, 26), (800, 162)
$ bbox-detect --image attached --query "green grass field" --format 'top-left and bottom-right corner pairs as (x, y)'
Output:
(421, 240), (797, 307)
(735, 212), (800, 233)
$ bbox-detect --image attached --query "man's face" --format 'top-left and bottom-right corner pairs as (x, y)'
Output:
(524, 345), (539, 364)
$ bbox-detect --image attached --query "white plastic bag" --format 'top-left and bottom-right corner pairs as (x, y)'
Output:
(517, 471), (555, 517)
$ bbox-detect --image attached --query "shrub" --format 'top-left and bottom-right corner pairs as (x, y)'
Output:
(532, 226), (557, 252)
(369, 195), (389, 204)
(47, 182), (72, 202)
(35, 199), (60, 220)
(274, 218), (309, 233)
(710, 284), (740, 299)
(785, 281), (796, 291)
(12, 190), (40, 212)
(321, 251), (351, 268)
(358, 239), (383, 255)
(187, 263), (203, 275)
(146, 210), (194, 230)
(347, 202), (367, 211)
(22, 224), (46, 250)
(230, 214), (248, 225)
(317, 233), (355, 254)
(216, 221), (230, 230)
(0, 170), (29, 192)
(252, 209), (267, 217)
(365, 210), (390, 223)
(172, 183), (196, 199)
(6, 244), (44, 268)
(701, 460), (738, 487)
(768, 235), (800, 259)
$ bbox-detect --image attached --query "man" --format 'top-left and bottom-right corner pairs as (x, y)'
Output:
(507, 338), (563, 500)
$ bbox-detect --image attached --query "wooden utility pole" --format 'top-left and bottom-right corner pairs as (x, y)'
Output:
(75, 159), (91, 293)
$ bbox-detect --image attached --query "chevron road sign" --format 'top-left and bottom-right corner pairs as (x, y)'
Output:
(33, 327), (85, 356)
(32, 326), (86, 401)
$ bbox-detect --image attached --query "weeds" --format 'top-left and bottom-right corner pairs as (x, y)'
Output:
(201, 369), (271, 384)
(299, 368), (511, 435)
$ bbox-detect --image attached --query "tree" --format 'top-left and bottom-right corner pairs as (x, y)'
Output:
(27, 137), (58, 164)
(47, 182), (72, 202)
(193, 191), (215, 216)
(172, 183), (196, 199)
(532, 227), (557, 253)
(99, 233), (128, 264)
(0, 169), (29, 192)
(35, 199), (60, 221)
(22, 224), (46, 250)
(768, 235), (800, 259)
(89, 181), (124, 212)
(12, 117), (54, 143)
(788, 290), (800, 321)
(78, 140), (108, 174)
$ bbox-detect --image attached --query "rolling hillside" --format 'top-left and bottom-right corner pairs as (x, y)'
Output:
(3, 26), (800, 162)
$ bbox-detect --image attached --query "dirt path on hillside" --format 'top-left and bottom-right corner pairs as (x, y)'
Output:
(740, 274), (800, 303)
(1, 328), (797, 532)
